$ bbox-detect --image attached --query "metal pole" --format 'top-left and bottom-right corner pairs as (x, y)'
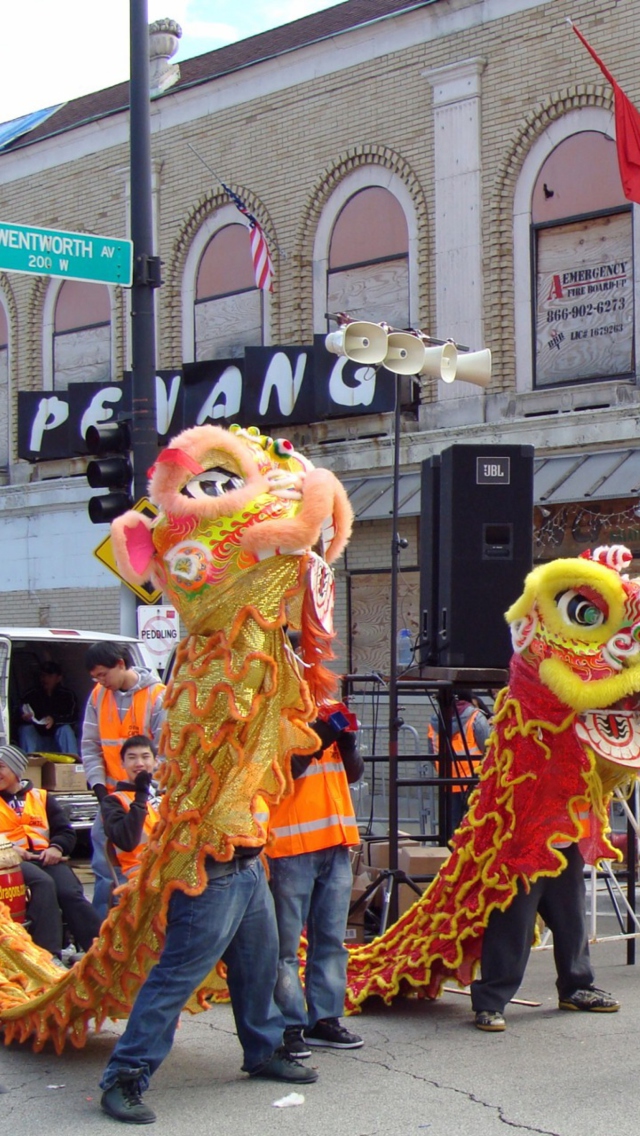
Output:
(129, 0), (160, 501)
(387, 374), (402, 925)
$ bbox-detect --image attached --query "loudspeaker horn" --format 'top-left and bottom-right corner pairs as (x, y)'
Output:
(325, 321), (388, 365)
(419, 341), (458, 382)
(381, 331), (426, 375)
(452, 348), (492, 388)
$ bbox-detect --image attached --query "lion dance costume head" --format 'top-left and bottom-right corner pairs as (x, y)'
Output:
(0, 424), (353, 1050)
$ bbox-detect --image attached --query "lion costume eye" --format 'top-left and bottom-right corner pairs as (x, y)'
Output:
(181, 467), (244, 499)
(556, 589), (606, 628)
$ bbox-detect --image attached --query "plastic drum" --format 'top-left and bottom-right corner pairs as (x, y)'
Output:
(0, 861), (27, 923)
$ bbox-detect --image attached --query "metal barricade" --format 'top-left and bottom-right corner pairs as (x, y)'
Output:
(351, 720), (437, 837)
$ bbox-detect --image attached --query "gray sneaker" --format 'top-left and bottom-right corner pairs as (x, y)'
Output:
(558, 987), (620, 1013)
(100, 1071), (156, 1124)
(250, 1047), (318, 1083)
(474, 1010), (506, 1032)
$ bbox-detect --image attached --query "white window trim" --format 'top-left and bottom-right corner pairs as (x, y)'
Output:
(312, 168), (419, 334)
(181, 204), (272, 363)
(512, 105), (638, 392)
(42, 278), (116, 391)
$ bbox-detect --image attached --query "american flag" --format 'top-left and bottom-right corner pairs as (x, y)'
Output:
(221, 182), (274, 292)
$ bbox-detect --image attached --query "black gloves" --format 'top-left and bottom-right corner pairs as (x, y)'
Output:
(93, 784), (108, 803)
(133, 770), (153, 796)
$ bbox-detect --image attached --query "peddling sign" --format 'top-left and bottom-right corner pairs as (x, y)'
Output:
(136, 606), (180, 672)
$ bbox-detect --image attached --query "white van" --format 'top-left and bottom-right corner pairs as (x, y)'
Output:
(0, 628), (161, 831)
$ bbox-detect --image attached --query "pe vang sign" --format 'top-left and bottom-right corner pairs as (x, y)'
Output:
(0, 220), (133, 286)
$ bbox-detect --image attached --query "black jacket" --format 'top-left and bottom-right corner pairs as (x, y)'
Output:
(291, 717), (364, 783)
(101, 779), (158, 852)
(0, 779), (76, 857)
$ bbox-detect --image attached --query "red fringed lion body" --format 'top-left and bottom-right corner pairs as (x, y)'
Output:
(345, 545), (640, 1010)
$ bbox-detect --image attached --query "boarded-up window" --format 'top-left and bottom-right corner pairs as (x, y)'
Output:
(532, 132), (632, 387)
(328, 188), (409, 328)
(195, 223), (262, 360)
(349, 569), (420, 674)
(53, 280), (111, 390)
(0, 305), (8, 467)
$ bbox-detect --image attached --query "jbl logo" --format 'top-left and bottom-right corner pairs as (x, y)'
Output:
(477, 457), (510, 484)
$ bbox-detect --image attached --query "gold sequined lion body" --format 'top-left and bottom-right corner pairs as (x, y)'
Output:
(0, 424), (353, 1051)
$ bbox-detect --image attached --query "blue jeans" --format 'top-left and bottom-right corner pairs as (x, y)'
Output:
(269, 844), (352, 1028)
(19, 723), (78, 756)
(90, 812), (124, 922)
(100, 857), (285, 1091)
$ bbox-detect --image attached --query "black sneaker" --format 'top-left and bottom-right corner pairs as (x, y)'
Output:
(474, 1010), (506, 1032)
(250, 1047), (318, 1083)
(283, 1026), (312, 1059)
(558, 987), (620, 1013)
(304, 1018), (364, 1049)
(100, 1071), (156, 1124)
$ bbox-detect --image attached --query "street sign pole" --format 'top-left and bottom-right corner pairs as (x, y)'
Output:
(130, 0), (161, 505)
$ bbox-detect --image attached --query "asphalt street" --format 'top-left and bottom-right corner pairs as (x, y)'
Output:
(1, 933), (639, 1136)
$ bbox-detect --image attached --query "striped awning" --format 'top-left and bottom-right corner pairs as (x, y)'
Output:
(340, 449), (640, 520)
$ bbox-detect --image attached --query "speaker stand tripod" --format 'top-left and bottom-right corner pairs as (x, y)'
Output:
(348, 867), (423, 937)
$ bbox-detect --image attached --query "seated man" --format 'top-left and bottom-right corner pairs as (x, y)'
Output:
(19, 660), (79, 756)
(100, 735), (161, 885)
(0, 744), (102, 958)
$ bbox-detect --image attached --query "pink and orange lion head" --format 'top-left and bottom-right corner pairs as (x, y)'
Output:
(111, 424), (353, 634)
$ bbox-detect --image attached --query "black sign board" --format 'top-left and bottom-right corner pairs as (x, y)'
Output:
(18, 341), (402, 462)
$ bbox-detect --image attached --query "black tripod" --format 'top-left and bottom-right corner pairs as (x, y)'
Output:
(348, 867), (424, 937)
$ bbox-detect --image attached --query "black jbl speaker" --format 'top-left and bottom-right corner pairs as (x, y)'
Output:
(420, 444), (534, 668)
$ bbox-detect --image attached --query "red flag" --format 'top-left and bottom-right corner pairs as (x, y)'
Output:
(571, 22), (640, 204)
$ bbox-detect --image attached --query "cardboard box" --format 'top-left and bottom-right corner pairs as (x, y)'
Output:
(25, 754), (46, 788)
(398, 844), (452, 878)
(346, 869), (377, 943)
(41, 761), (88, 793)
(396, 845), (452, 917)
(366, 835), (414, 871)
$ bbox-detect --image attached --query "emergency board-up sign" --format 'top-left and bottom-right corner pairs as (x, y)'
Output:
(136, 606), (179, 672)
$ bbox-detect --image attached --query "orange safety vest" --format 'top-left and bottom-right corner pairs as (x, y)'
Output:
(267, 743), (359, 858)
(109, 790), (160, 878)
(427, 710), (484, 791)
(0, 788), (50, 851)
(91, 683), (164, 791)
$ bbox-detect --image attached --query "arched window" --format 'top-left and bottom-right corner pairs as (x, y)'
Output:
(0, 303), (8, 467)
(194, 223), (262, 359)
(530, 130), (632, 388)
(327, 187), (409, 328)
(53, 280), (111, 390)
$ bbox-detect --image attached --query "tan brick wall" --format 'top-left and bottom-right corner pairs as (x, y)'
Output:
(0, 586), (121, 632)
(2, 0), (630, 415)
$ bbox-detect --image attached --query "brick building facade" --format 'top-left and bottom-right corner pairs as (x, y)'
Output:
(0, 0), (639, 675)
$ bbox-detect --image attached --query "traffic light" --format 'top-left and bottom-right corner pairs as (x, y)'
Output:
(85, 421), (133, 524)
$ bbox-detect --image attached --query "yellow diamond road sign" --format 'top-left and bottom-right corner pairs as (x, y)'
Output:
(93, 498), (163, 604)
